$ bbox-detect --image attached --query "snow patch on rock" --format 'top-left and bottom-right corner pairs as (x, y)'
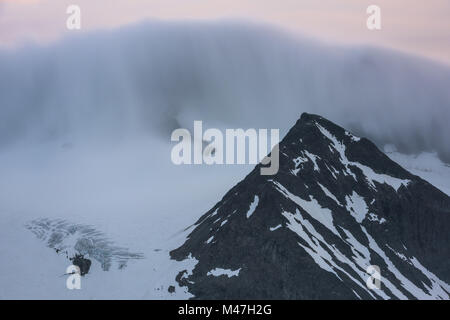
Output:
(207, 268), (241, 278)
(246, 195), (259, 219)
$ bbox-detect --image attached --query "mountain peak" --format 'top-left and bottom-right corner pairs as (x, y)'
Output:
(170, 113), (450, 299)
(295, 112), (341, 128)
(299, 111), (323, 122)
(277, 112), (412, 182)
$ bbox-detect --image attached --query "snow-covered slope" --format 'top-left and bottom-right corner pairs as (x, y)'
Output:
(385, 147), (450, 197)
(0, 139), (252, 299)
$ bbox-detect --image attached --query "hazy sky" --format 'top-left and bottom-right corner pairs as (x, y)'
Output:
(1, 0), (450, 64)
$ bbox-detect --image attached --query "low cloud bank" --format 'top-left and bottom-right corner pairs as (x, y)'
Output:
(1, 20), (449, 161)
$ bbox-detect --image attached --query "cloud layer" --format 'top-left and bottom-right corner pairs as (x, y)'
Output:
(1, 21), (449, 161)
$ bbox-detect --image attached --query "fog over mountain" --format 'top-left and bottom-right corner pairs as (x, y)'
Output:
(1, 20), (450, 162)
(1, 20), (450, 299)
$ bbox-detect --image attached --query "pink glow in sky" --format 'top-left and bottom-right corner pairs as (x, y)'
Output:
(1, 0), (449, 64)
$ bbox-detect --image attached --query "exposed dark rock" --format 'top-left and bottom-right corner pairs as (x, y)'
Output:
(171, 113), (450, 300)
(70, 254), (92, 276)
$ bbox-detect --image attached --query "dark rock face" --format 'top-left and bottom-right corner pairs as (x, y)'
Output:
(170, 113), (450, 299)
(71, 254), (92, 276)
